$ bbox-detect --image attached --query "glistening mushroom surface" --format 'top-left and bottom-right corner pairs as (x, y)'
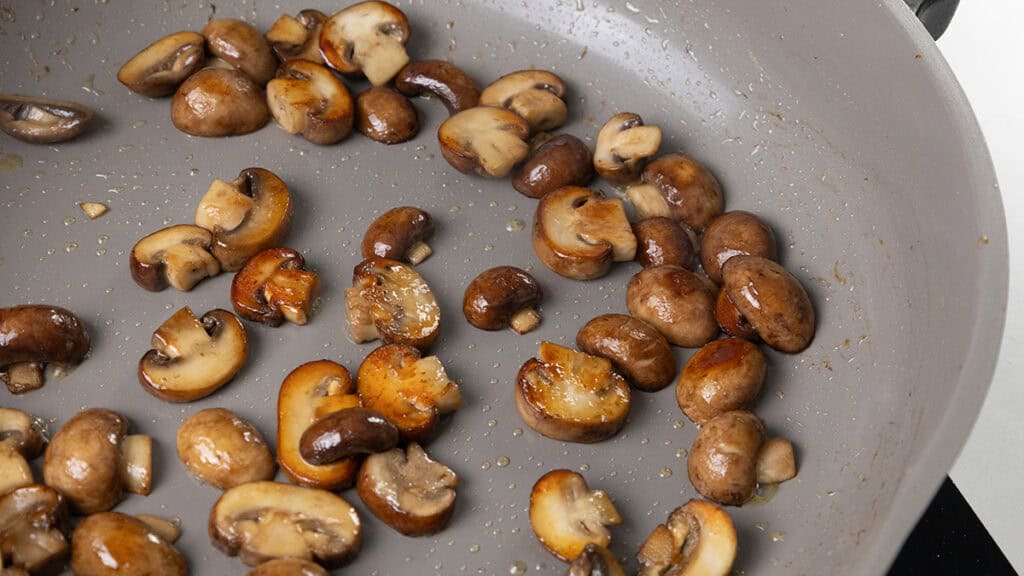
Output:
(437, 106), (530, 177)
(71, 512), (186, 576)
(361, 206), (434, 265)
(636, 500), (737, 576)
(593, 112), (662, 184)
(298, 407), (399, 465)
(130, 224), (221, 292)
(356, 87), (419, 144)
(267, 59), (354, 145)
(0, 305), (90, 395)
(567, 544), (626, 576)
(479, 70), (568, 133)
(231, 247), (321, 326)
(118, 31), (206, 97)
(529, 470), (622, 562)
(203, 19), (277, 85)
(248, 558), (330, 576)
(0, 485), (69, 574)
(356, 443), (458, 536)
(631, 153), (724, 232)
(720, 255), (816, 353)
(345, 257), (441, 349)
(633, 216), (698, 270)
(0, 94), (94, 144)
(575, 313), (675, 392)
(512, 133), (594, 199)
(701, 211), (777, 284)
(176, 408), (275, 490)
(171, 68), (270, 137)
(676, 338), (766, 424)
(687, 410), (767, 506)
(320, 1), (411, 86)
(395, 60), (481, 114)
(626, 265), (719, 348)
(463, 266), (543, 334)
(266, 10), (327, 64)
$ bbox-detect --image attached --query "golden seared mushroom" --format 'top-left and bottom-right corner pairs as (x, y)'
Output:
(118, 31), (206, 97)
(71, 512), (186, 576)
(480, 70), (568, 133)
(627, 153), (723, 232)
(567, 544), (626, 576)
(210, 481), (362, 568)
(356, 443), (458, 536)
(266, 10), (328, 64)
(194, 167), (293, 271)
(437, 106), (530, 177)
(361, 207), (434, 265)
(463, 266), (543, 334)
(593, 112), (662, 184)
(626, 265), (718, 348)
(171, 68), (270, 137)
(529, 470), (622, 562)
(320, 1), (411, 86)
(512, 134), (594, 199)
(356, 87), (419, 144)
(130, 224), (221, 292)
(633, 216), (698, 270)
(515, 342), (631, 443)
(0, 94), (94, 144)
(0, 485), (70, 574)
(267, 59), (354, 145)
(636, 500), (737, 576)
(576, 314), (675, 392)
(0, 305), (90, 394)
(176, 408), (275, 490)
(0, 408), (46, 459)
(299, 408), (398, 466)
(43, 409), (152, 514)
(701, 211), (777, 284)
(248, 558), (330, 576)
(345, 258), (441, 349)
(203, 19), (277, 85)
(138, 307), (248, 402)
(356, 344), (461, 442)
(719, 256), (816, 353)
(395, 59), (481, 114)
(676, 338), (766, 425)
(232, 248), (321, 327)
(533, 186), (636, 280)
(278, 360), (363, 489)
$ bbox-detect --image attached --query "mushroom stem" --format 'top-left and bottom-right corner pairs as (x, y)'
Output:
(510, 308), (542, 335)
(119, 434), (153, 496)
(136, 514), (181, 544)
(405, 241), (433, 266)
(3, 362), (44, 394)
(755, 437), (797, 484)
(626, 183), (672, 219)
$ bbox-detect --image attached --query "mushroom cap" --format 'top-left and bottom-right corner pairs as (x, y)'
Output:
(676, 338), (766, 425)
(247, 558), (330, 576)
(176, 408), (276, 490)
(320, 1), (411, 86)
(463, 266), (543, 331)
(71, 512), (186, 576)
(593, 112), (662, 184)
(640, 153), (723, 232)
(138, 307), (248, 403)
(529, 470), (622, 562)
(43, 408), (127, 514)
(636, 499), (737, 576)
(575, 313), (676, 392)
(0, 485), (69, 574)
(346, 257), (441, 349)
(356, 86), (420, 144)
(356, 443), (458, 536)
(203, 18), (277, 85)
(687, 410), (765, 506)
(395, 59), (481, 114)
(171, 68), (270, 137)
(512, 133), (594, 199)
(626, 265), (719, 348)
(360, 206), (434, 263)
(480, 70), (568, 133)
(266, 10), (327, 64)
(714, 289), (757, 340)
(0, 407), (47, 459)
(532, 186), (637, 280)
(118, 31), (206, 97)
(231, 247), (321, 327)
(130, 224), (221, 292)
(267, 59), (354, 145)
(209, 481), (362, 568)
(633, 216), (698, 270)
(0, 94), (94, 144)
(721, 256), (816, 353)
(0, 305), (90, 370)
(438, 106), (531, 177)
(567, 544), (626, 576)
(277, 360), (362, 490)
(298, 407), (399, 465)
(515, 342), (631, 443)
(700, 211), (777, 284)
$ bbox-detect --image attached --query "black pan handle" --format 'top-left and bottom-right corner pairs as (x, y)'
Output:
(904, 0), (960, 39)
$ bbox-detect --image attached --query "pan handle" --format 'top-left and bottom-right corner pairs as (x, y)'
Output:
(904, 0), (960, 39)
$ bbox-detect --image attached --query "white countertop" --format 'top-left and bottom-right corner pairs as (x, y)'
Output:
(943, 1), (1024, 570)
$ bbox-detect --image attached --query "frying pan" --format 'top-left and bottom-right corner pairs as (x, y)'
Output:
(0, 0), (1007, 574)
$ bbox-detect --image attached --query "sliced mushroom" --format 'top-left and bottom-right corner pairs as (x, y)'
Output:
(194, 167), (293, 271)
(135, 514), (181, 544)
(203, 19), (277, 85)
(633, 216), (698, 270)
(43, 409), (152, 514)
(395, 60), (480, 114)
(267, 59), (354, 145)
(529, 470), (622, 562)
(118, 31), (206, 97)
(345, 258), (441, 349)
(700, 211), (777, 284)
(533, 186), (636, 280)
(176, 408), (275, 490)
(567, 544), (626, 576)
(299, 407), (399, 465)
(171, 68), (270, 137)
(231, 247), (321, 326)
(248, 558), (330, 576)
(676, 338), (766, 425)
(0, 408), (46, 459)
(438, 106), (530, 177)
(480, 70), (568, 133)
(356, 443), (458, 536)
(71, 512), (186, 576)
(575, 314), (675, 392)
(0, 305), (90, 394)
(720, 256), (816, 353)
(593, 112), (661, 184)
(512, 133), (594, 199)
(626, 265), (718, 348)
(361, 207), (434, 265)
(636, 500), (737, 576)
(130, 224), (221, 292)
(356, 344), (461, 442)
(266, 10), (327, 64)
(515, 342), (631, 443)
(629, 154), (723, 232)
(320, 1), (411, 86)
(138, 307), (248, 402)
(278, 360), (362, 490)
(0, 485), (69, 574)
(463, 266), (543, 334)
(0, 447), (32, 497)
(210, 481), (362, 568)
(0, 94), (93, 144)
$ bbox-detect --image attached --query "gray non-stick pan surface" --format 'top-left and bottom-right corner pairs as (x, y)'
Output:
(0, 0), (1007, 574)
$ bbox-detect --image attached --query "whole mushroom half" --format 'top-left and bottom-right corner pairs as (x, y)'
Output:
(480, 70), (568, 133)
(395, 59), (481, 114)
(0, 94), (94, 144)
(130, 224), (221, 292)
(636, 500), (737, 576)
(345, 258), (441, 349)
(0, 485), (70, 574)
(138, 307), (248, 402)
(593, 112), (662, 184)
(515, 342), (631, 443)
(267, 59), (354, 145)
(676, 338), (766, 425)
(298, 407), (399, 466)
(438, 106), (530, 177)
(176, 408), (275, 490)
(361, 206), (434, 265)
(171, 68), (270, 137)
(633, 216), (698, 270)
(209, 481), (362, 568)
(231, 247), (321, 326)
(529, 470), (622, 562)
(248, 558), (329, 576)
(194, 167), (293, 271)
(0, 305), (90, 395)
(265, 10), (327, 64)
(356, 87), (419, 144)
(71, 512), (187, 576)
(118, 31), (206, 97)
(700, 211), (777, 284)
(0, 407), (47, 459)
(43, 409), (152, 514)
(576, 313), (676, 392)
(626, 265), (719, 348)
(567, 544), (626, 576)
(356, 443), (458, 536)
(627, 153), (723, 232)
(719, 255), (816, 353)
(320, 1), (411, 86)
(463, 266), (543, 335)
(512, 133), (594, 199)
(203, 19), (277, 85)
(533, 186), (636, 280)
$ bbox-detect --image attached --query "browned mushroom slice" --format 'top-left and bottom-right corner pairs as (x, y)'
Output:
(463, 266), (543, 334)
(480, 70), (568, 133)
(203, 19), (277, 85)
(0, 408), (46, 459)
(345, 258), (441, 349)
(118, 31), (206, 97)
(356, 443), (458, 536)
(71, 512), (186, 576)
(266, 10), (327, 64)
(627, 153), (723, 232)
(575, 314), (675, 392)
(231, 248), (321, 327)
(515, 342), (631, 443)
(633, 216), (698, 270)
(171, 68), (270, 137)
(176, 408), (276, 490)
(512, 133), (594, 199)
(626, 265), (718, 348)
(529, 470), (622, 562)
(533, 186), (636, 280)
(567, 544), (626, 576)
(593, 112), (662, 184)
(395, 60), (481, 114)
(0, 305), (90, 394)
(676, 338), (766, 425)
(194, 167), (293, 271)
(130, 225), (220, 292)
(0, 94), (93, 144)
(700, 211), (777, 284)
(248, 558), (330, 576)
(0, 485), (69, 574)
(361, 206), (434, 265)
(636, 500), (737, 576)
(720, 255), (816, 353)
(267, 59), (354, 145)
(299, 407), (399, 465)
(210, 481), (362, 568)
(438, 106), (530, 177)
(320, 1), (411, 86)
